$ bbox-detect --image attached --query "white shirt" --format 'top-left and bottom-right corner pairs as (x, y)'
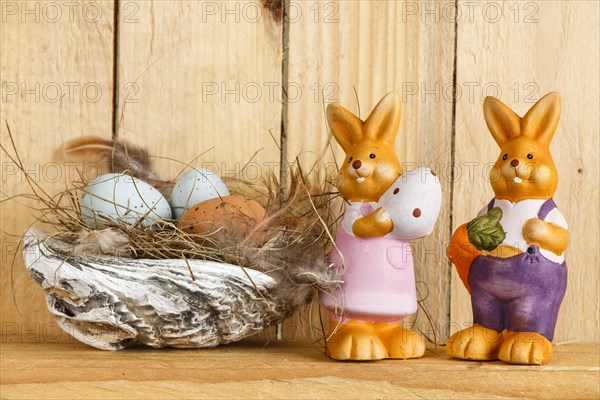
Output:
(477, 199), (568, 264)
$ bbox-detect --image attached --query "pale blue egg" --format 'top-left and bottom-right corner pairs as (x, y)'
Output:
(170, 168), (229, 219)
(80, 173), (172, 229)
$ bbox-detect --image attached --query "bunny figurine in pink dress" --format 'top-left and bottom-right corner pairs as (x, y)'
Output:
(320, 92), (441, 360)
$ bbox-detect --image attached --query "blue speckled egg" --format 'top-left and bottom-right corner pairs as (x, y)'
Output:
(170, 168), (230, 219)
(80, 173), (172, 229)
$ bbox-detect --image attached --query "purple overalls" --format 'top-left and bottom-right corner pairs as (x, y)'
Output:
(469, 198), (567, 341)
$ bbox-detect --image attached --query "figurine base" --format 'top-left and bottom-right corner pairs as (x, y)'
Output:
(447, 325), (553, 365)
(325, 320), (425, 361)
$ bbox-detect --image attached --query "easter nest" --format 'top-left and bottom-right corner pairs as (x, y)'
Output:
(3, 127), (341, 350)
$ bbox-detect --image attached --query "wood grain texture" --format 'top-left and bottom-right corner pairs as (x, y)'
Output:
(284, 0), (456, 341)
(450, 1), (600, 342)
(1, 343), (598, 399)
(115, 0), (283, 179)
(0, 1), (115, 342)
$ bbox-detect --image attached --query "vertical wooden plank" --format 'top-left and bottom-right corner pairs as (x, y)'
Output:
(116, 0), (283, 179)
(116, 0), (283, 340)
(285, 0), (456, 342)
(0, 0), (115, 342)
(452, 1), (599, 342)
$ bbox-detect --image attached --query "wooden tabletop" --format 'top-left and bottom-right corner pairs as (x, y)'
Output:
(1, 342), (598, 399)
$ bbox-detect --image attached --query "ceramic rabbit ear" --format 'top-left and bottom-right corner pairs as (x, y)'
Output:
(326, 103), (364, 153)
(483, 96), (521, 146)
(364, 92), (402, 144)
(521, 92), (561, 145)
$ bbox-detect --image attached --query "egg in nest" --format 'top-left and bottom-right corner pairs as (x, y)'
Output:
(80, 173), (172, 229)
(170, 168), (230, 219)
(178, 195), (266, 242)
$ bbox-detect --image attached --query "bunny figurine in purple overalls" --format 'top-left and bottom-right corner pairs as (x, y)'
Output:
(447, 92), (569, 365)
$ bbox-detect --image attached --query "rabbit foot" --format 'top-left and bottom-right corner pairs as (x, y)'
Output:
(498, 331), (552, 365)
(326, 320), (387, 360)
(446, 324), (503, 361)
(374, 323), (425, 359)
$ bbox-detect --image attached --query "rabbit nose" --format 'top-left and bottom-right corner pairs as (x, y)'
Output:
(352, 160), (362, 169)
(510, 159), (520, 167)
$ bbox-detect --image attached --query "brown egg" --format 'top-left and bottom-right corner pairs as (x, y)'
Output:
(178, 195), (266, 242)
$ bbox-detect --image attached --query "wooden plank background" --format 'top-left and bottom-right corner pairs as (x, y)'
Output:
(1, 0), (115, 343)
(1, 0), (598, 346)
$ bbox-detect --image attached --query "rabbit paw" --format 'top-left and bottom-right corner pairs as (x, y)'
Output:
(498, 331), (552, 365)
(375, 323), (425, 359)
(522, 217), (568, 256)
(446, 325), (503, 361)
(522, 218), (548, 243)
(326, 320), (387, 360)
(352, 208), (393, 238)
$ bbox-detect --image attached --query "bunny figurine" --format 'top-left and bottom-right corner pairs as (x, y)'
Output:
(446, 92), (568, 365)
(320, 92), (441, 361)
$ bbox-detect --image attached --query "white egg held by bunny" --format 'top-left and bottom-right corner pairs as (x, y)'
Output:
(81, 173), (172, 229)
(170, 168), (230, 219)
(378, 167), (442, 240)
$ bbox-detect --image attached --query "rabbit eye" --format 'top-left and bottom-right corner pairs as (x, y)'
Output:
(527, 154), (533, 159)
(502, 154), (508, 160)
(348, 157), (353, 164)
(369, 154), (376, 159)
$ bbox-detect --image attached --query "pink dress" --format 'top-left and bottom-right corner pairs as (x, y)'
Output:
(320, 202), (417, 322)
